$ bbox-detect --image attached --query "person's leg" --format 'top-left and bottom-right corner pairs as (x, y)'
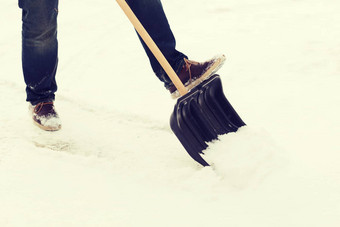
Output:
(126, 0), (187, 89)
(19, 0), (61, 131)
(19, 0), (59, 105)
(125, 0), (225, 97)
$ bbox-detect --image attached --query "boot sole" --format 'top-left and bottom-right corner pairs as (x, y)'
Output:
(33, 120), (62, 131)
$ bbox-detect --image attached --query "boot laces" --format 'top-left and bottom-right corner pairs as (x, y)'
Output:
(34, 102), (53, 114)
(184, 58), (200, 83)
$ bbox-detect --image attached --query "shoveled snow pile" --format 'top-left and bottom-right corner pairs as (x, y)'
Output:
(0, 0), (339, 226)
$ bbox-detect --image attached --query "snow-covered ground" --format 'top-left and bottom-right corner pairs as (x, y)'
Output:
(1, 0), (339, 226)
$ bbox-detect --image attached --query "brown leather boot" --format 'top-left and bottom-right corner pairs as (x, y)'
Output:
(29, 102), (61, 131)
(168, 54), (226, 98)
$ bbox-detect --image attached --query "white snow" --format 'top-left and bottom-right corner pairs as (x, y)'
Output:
(1, 0), (340, 226)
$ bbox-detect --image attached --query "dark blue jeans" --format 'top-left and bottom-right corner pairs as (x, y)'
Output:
(19, 0), (187, 105)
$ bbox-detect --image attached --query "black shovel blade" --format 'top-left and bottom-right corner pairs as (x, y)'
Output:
(170, 74), (246, 166)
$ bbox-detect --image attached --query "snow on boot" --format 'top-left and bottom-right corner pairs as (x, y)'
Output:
(29, 102), (62, 131)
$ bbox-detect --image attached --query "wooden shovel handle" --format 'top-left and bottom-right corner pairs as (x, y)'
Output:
(116, 0), (187, 96)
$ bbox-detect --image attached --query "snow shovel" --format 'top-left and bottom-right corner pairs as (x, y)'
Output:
(117, 0), (245, 166)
